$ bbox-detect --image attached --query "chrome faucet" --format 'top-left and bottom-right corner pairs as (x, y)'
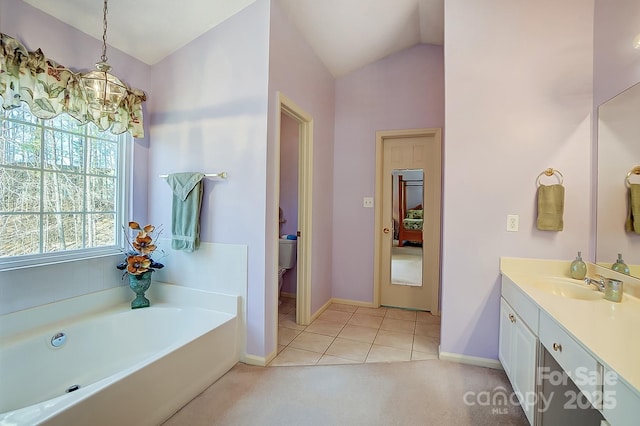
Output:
(584, 275), (606, 292)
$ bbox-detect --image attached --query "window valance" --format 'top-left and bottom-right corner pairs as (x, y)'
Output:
(0, 33), (146, 138)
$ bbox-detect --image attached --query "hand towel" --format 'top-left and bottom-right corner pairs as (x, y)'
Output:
(625, 184), (640, 233)
(165, 172), (205, 252)
(536, 184), (564, 231)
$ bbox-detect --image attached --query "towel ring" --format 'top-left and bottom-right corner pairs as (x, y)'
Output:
(536, 168), (563, 187)
(625, 166), (640, 187)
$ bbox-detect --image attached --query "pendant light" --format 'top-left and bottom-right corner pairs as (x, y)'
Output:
(81, 0), (127, 113)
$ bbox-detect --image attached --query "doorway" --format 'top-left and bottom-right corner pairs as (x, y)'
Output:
(373, 128), (442, 313)
(276, 93), (313, 327)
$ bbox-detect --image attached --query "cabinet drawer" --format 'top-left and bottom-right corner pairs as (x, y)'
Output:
(539, 311), (603, 408)
(601, 368), (640, 426)
(501, 276), (539, 333)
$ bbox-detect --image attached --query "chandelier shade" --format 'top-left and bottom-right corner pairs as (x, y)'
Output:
(81, 61), (127, 113)
(80, 0), (126, 113)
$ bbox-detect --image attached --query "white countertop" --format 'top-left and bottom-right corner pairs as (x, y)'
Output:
(500, 257), (640, 396)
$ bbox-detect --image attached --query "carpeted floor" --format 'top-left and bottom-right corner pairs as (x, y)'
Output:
(163, 359), (528, 426)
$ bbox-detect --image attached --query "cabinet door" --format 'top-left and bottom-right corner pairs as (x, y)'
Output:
(513, 314), (537, 424)
(499, 297), (537, 425)
(499, 298), (514, 378)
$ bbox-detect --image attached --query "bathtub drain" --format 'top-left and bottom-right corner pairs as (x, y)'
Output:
(66, 384), (80, 393)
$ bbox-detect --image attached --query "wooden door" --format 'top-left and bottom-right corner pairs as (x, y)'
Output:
(375, 129), (441, 312)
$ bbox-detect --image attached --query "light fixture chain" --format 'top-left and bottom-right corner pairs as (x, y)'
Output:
(81, 0), (128, 113)
(101, 0), (108, 63)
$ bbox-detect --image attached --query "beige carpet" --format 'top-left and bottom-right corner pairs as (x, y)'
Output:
(163, 359), (528, 426)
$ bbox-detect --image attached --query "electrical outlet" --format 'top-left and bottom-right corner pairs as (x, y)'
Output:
(506, 214), (519, 232)
(363, 197), (374, 208)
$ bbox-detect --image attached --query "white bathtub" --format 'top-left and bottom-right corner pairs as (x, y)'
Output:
(0, 283), (240, 426)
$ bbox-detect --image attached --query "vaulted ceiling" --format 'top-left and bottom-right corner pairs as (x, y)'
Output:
(21, 0), (444, 77)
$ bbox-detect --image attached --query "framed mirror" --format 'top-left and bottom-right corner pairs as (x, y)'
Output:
(596, 82), (640, 277)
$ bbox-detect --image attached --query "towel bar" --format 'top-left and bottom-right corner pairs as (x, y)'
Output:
(159, 172), (228, 179)
(625, 166), (640, 187)
(536, 168), (563, 186)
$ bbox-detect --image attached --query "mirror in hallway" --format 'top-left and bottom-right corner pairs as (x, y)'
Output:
(391, 169), (423, 287)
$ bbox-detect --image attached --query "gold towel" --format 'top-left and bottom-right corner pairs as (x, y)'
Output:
(625, 184), (640, 233)
(536, 184), (564, 231)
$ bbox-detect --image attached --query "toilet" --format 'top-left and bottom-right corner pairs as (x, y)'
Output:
(278, 238), (297, 304)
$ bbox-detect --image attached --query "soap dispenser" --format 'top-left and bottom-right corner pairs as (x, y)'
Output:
(570, 251), (587, 280)
(612, 253), (630, 275)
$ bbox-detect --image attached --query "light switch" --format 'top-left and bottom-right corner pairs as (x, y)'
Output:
(363, 197), (374, 208)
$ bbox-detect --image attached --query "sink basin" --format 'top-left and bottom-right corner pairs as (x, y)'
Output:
(530, 277), (605, 300)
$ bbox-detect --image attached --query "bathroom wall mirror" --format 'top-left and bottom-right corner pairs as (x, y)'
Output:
(391, 169), (423, 286)
(596, 81), (640, 277)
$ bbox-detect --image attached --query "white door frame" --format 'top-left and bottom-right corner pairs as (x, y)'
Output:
(373, 128), (442, 314)
(276, 92), (313, 325)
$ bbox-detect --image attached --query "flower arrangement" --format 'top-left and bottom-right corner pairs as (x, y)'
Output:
(116, 221), (164, 277)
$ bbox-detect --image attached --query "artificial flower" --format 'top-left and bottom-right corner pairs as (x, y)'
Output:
(133, 234), (156, 255)
(126, 255), (151, 275)
(116, 221), (165, 277)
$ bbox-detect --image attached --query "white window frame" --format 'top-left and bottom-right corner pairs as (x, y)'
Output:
(0, 105), (132, 272)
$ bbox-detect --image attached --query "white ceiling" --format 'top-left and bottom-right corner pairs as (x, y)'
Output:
(278, 0), (444, 76)
(22, 0), (444, 77)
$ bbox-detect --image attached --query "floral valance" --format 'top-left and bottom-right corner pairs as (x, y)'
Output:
(0, 33), (146, 138)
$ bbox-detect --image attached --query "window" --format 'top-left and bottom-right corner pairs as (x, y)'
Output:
(0, 103), (130, 269)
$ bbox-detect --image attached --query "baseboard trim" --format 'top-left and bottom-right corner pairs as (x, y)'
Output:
(308, 297), (376, 323)
(242, 351), (275, 367)
(310, 298), (334, 323)
(439, 350), (503, 370)
(330, 297), (376, 308)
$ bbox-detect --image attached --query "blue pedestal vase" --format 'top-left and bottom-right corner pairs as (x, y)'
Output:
(128, 270), (152, 309)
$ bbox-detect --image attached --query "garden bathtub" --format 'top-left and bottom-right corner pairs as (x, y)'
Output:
(0, 283), (239, 425)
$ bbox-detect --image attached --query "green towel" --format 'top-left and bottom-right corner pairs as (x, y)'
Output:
(536, 184), (564, 231)
(625, 184), (640, 233)
(166, 172), (205, 252)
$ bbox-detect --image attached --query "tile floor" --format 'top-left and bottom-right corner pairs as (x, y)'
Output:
(270, 298), (441, 366)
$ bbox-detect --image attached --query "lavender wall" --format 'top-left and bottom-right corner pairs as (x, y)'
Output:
(0, 0), (151, 314)
(147, 0), (270, 356)
(332, 44), (444, 302)
(442, 0), (594, 360)
(268, 0), (335, 335)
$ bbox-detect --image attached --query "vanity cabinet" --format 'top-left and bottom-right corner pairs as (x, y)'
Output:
(500, 275), (604, 425)
(500, 267), (640, 426)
